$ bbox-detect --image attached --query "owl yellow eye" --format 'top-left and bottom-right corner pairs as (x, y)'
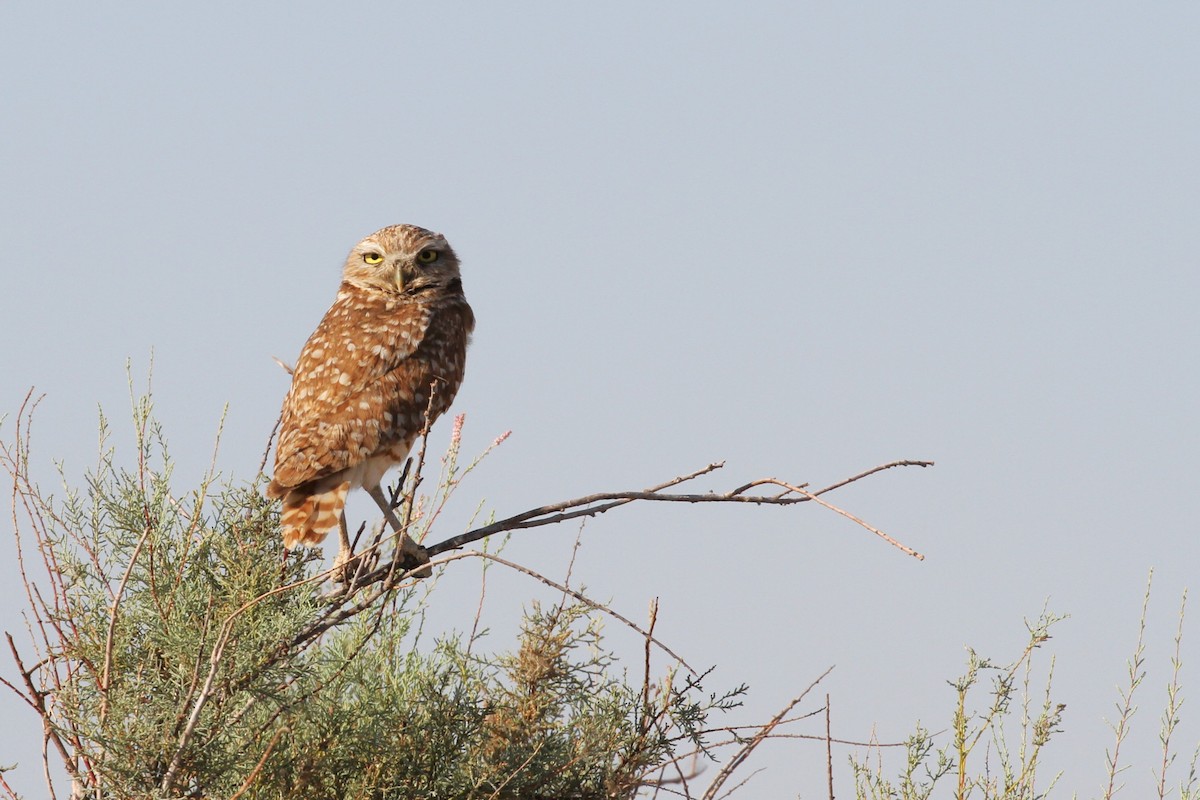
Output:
(417, 249), (440, 264)
(363, 252), (383, 265)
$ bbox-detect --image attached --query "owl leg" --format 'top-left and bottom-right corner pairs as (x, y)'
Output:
(336, 512), (352, 561)
(332, 512), (382, 586)
(366, 484), (431, 578)
(331, 512), (360, 585)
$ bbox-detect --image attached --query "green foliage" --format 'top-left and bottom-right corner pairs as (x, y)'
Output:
(1, 396), (742, 799)
(10, 392), (1193, 800)
(851, 612), (1067, 800)
(851, 578), (1200, 800)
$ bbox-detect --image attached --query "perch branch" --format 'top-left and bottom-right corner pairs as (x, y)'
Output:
(427, 460), (931, 560)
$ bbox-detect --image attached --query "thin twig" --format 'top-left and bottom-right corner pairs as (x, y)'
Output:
(1103, 569), (1152, 800)
(258, 413), (281, 478)
(464, 541), (490, 663)
(98, 524), (156, 725)
(485, 740), (548, 800)
(228, 728), (285, 800)
(0, 770), (20, 800)
(701, 665), (835, 800)
(455, 551), (696, 675)
(771, 479), (924, 560)
(5, 633), (81, 789)
(713, 767), (766, 800)
(826, 693), (835, 800)
(1156, 588), (1188, 800)
(643, 598), (658, 717)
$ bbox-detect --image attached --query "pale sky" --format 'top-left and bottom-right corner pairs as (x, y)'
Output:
(2, 3), (1199, 797)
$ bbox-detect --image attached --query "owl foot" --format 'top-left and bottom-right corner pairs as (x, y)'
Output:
(398, 535), (433, 579)
(332, 544), (379, 587)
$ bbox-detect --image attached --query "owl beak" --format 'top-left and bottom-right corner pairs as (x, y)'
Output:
(392, 265), (406, 292)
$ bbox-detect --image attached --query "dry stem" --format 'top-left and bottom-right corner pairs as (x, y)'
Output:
(426, 460), (931, 560)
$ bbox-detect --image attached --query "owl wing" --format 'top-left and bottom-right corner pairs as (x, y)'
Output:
(270, 291), (431, 492)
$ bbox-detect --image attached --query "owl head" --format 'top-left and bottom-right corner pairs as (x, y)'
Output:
(342, 224), (462, 296)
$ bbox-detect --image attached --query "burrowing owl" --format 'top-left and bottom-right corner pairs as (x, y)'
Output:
(267, 224), (474, 572)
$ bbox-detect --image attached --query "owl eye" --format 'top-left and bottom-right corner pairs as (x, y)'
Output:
(362, 252), (384, 265)
(417, 249), (440, 264)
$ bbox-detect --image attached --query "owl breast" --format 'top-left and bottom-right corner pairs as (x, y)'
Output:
(271, 285), (474, 496)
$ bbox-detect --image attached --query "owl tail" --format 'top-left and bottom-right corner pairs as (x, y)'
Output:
(279, 479), (351, 549)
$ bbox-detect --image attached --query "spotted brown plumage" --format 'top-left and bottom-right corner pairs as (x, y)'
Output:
(267, 224), (474, 570)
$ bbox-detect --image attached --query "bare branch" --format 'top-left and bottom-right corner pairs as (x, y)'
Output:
(258, 413), (281, 479)
(5, 634), (82, 789)
(427, 460), (932, 559)
(759, 478), (925, 560)
(701, 665), (835, 800)
(826, 693), (834, 800)
(227, 728), (284, 800)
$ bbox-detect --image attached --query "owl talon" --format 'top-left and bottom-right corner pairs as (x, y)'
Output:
(398, 537), (432, 579)
(332, 545), (379, 587)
